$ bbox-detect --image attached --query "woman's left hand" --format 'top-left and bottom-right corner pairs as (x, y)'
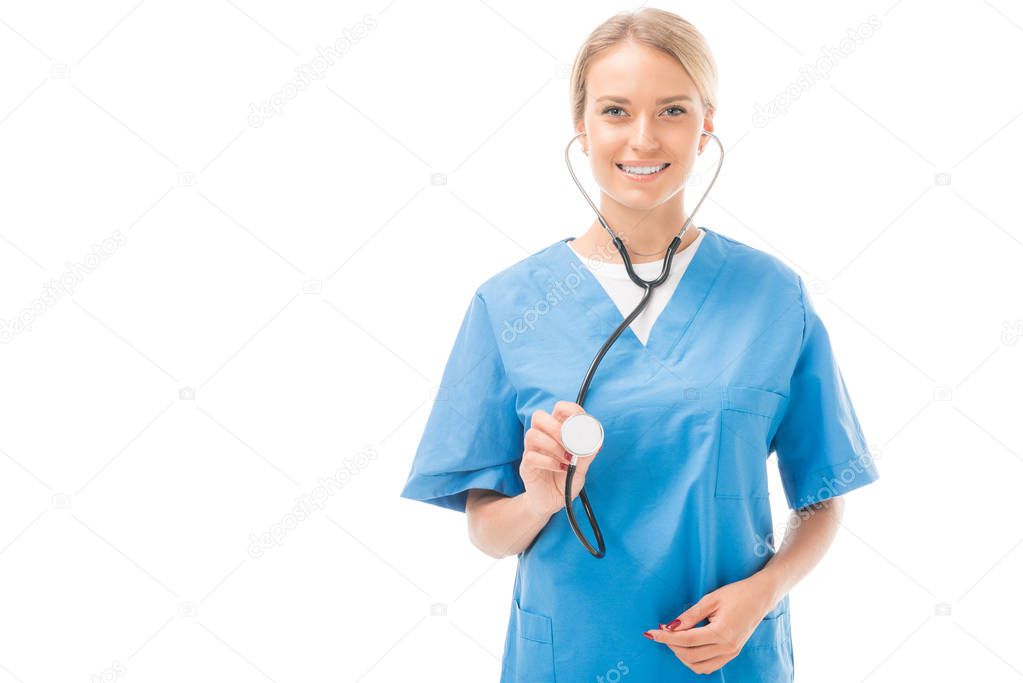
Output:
(642, 575), (778, 675)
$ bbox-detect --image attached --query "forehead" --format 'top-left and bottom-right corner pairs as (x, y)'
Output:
(586, 42), (697, 98)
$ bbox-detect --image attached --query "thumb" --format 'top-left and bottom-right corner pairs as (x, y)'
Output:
(571, 440), (601, 473)
(670, 596), (714, 631)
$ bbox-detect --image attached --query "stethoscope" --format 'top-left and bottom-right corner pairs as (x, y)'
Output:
(558, 129), (725, 558)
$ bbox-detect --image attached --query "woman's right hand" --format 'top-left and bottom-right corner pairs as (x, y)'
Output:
(519, 400), (601, 519)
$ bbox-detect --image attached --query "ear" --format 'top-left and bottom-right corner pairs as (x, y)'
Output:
(698, 107), (715, 154)
(575, 121), (588, 155)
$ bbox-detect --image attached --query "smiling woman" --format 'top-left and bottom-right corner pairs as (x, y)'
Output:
(566, 12), (718, 261)
(400, 7), (879, 683)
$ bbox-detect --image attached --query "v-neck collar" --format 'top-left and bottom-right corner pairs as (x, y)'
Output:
(548, 227), (728, 365)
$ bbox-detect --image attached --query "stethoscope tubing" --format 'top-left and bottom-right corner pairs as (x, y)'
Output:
(561, 129), (725, 558)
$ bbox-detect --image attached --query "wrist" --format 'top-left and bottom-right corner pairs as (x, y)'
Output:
(521, 490), (559, 522)
(749, 565), (784, 616)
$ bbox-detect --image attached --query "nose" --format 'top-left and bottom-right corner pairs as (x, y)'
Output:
(628, 116), (660, 152)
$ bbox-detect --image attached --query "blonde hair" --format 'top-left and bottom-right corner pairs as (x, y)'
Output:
(569, 8), (718, 128)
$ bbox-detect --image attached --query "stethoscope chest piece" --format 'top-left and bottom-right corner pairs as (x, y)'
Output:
(561, 413), (604, 464)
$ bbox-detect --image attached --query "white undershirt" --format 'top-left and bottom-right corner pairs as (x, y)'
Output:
(569, 228), (705, 346)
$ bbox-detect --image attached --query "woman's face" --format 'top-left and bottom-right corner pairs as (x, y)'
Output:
(576, 41), (714, 210)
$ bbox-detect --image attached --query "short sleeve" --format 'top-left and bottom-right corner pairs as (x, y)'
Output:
(770, 277), (879, 509)
(399, 291), (526, 512)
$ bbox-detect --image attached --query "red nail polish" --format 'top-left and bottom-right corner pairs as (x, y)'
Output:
(560, 463), (567, 471)
(642, 631), (654, 640)
(666, 619), (681, 630)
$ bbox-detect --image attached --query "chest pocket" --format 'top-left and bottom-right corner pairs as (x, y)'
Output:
(715, 386), (786, 499)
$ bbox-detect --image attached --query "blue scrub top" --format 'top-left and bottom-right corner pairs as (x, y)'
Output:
(400, 227), (880, 682)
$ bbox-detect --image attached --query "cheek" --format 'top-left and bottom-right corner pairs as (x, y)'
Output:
(588, 159), (617, 189)
(583, 121), (626, 152)
(585, 137), (616, 161)
(584, 144), (619, 179)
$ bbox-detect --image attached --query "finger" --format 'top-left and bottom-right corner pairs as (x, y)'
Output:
(529, 410), (572, 446)
(670, 597), (714, 631)
(689, 646), (730, 665)
(649, 624), (719, 647)
(522, 450), (568, 474)
(643, 628), (699, 646)
(527, 409), (551, 435)
(687, 654), (733, 675)
(552, 400), (585, 423)
(666, 642), (724, 664)
(569, 443), (600, 476)
(524, 428), (572, 463)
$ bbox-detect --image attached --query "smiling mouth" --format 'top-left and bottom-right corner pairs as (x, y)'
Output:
(616, 162), (670, 176)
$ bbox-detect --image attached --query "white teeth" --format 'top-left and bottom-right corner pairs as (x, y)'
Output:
(618, 163), (669, 175)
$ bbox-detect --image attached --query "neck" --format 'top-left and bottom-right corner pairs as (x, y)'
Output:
(578, 192), (699, 264)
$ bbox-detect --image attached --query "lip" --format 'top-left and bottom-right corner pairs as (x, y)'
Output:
(616, 161), (670, 183)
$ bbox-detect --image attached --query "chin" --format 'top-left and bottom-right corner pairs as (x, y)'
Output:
(615, 183), (680, 205)
(607, 194), (667, 212)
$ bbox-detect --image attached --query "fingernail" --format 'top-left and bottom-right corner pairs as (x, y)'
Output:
(666, 619), (681, 630)
(560, 463), (567, 471)
(563, 450), (571, 462)
(642, 631), (654, 640)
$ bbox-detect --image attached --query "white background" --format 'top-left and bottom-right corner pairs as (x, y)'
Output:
(1, 0), (1021, 681)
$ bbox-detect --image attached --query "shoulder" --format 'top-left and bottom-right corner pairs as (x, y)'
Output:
(451, 240), (571, 353)
(711, 228), (802, 296)
(473, 239), (570, 307)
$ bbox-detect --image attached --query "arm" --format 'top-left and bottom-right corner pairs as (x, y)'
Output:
(643, 496), (847, 674)
(465, 401), (599, 559)
(749, 495), (846, 610)
(466, 489), (556, 559)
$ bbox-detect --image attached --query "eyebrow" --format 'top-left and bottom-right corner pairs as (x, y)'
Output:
(596, 94), (694, 104)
